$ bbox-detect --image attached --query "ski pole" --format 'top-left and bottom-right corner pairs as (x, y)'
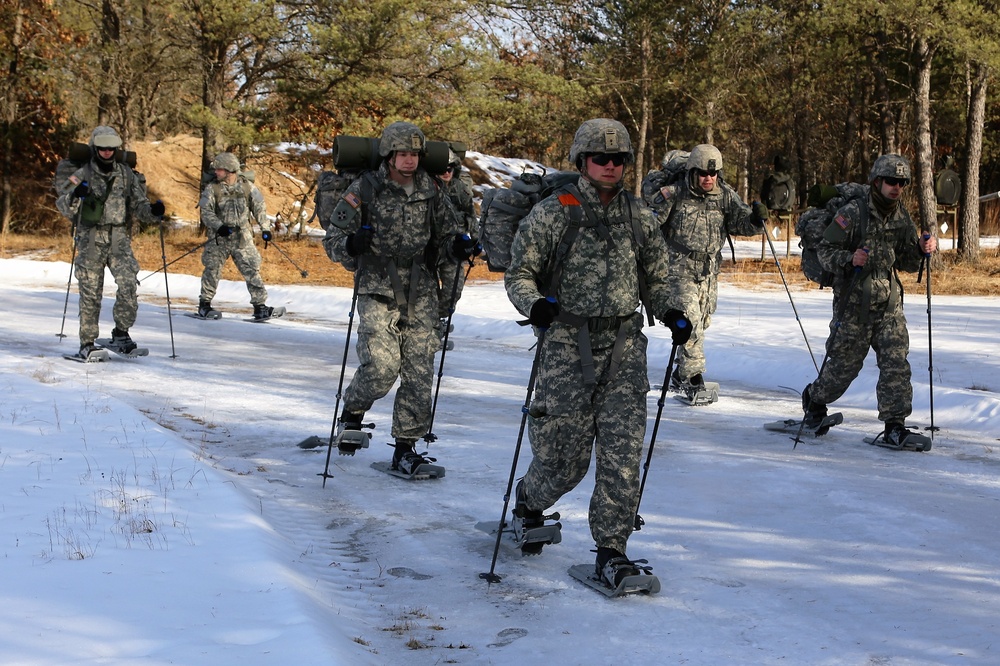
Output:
(424, 259), (474, 443)
(918, 234), (937, 438)
(762, 225), (819, 374)
(319, 263), (362, 488)
(157, 218), (178, 358)
(138, 237), (212, 283)
(56, 230), (79, 341)
(634, 340), (680, 530)
(267, 236), (310, 278)
(480, 329), (546, 586)
(792, 261), (864, 449)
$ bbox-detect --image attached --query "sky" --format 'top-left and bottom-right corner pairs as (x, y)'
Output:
(3, 153), (1000, 665)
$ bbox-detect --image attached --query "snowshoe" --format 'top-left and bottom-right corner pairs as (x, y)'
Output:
(568, 553), (660, 597)
(247, 305), (286, 322)
(475, 513), (562, 557)
(371, 443), (445, 480)
(335, 412), (372, 455)
(764, 412), (843, 437)
(670, 371), (719, 406)
(437, 318), (455, 351)
(97, 330), (149, 358)
(189, 301), (222, 320)
(866, 424), (932, 452)
(64, 344), (109, 363)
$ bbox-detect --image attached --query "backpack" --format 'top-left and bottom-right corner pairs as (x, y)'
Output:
(795, 182), (868, 288)
(934, 168), (961, 206)
(477, 169), (579, 272)
(763, 172), (795, 213)
(312, 169), (387, 232)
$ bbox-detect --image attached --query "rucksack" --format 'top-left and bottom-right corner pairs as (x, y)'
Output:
(763, 172), (795, 213)
(477, 169), (579, 272)
(795, 182), (868, 288)
(312, 169), (385, 231)
(934, 168), (961, 206)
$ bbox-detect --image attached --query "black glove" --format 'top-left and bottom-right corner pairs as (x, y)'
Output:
(750, 202), (768, 230)
(73, 182), (90, 199)
(450, 233), (480, 261)
(528, 297), (560, 329)
(345, 226), (374, 257)
(661, 308), (692, 345)
(150, 200), (165, 217)
(216, 225), (234, 238)
(261, 229), (273, 242)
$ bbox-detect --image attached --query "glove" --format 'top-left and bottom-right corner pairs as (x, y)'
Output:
(528, 297), (559, 329)
(750, 202), (768, 230)
(261, 229), (273, 242)
(661, 308), (692, 345)
(73, 182), (90, 199)
(150, 200), (165, 217)
(345, 226), (374, 257)
(216, 225), (234, 238)
(450, 233), (480, 261)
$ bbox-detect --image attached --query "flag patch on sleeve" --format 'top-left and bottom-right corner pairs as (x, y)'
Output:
(344, 192), (361, 209)
(835, 214), (848, 230)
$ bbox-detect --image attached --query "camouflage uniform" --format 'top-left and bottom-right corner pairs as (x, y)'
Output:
(55, 127), (156, 349)
(199, 172), (271, 306)
(437, 173), (476, 320)
(323, 161), (459, 442)
(642, 148), (762, 383)
(505, 173), (674, 554)
(808, 185), (925, 424)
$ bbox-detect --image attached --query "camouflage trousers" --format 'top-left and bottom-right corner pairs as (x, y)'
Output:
(523, 328), (650, 554)
(343, 290), (439, 441)
(671, 274), (718, 380)
(437, 261), (468, 320)
(809, 296), (912, 424)
(74, 225), (140, 346)
(199, 234), (267, 305)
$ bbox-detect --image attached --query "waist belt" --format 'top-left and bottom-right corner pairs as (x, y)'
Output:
(666, 237), (719, 276)
(364, 254), (423, 320)
(555, 311), (635, 385)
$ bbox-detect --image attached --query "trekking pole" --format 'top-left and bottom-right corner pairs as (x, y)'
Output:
(319, 263), (363, 488)
(267, 237), (310, 278)
(480, 328), (546, 586)
(56, 231), (79, 341)
(633, 340), (680, 530)
(424, 259), (474, 443)
(917, 234), (937, 438)
(762, 226), (819, 374)
(138, 237), (212, 283)
(157, 218), (178, 359)
(791, 261), (864, 449)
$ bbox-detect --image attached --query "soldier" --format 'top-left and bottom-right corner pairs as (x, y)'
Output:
(642, 144), (767, 400)
(505, 118), (691, 588)
(436, 149), (477, 344)
(801, 154), (937, 449)
(197, 152), (278, 320)
(55, 126), (164, 360)
(323, 121), (475, 474)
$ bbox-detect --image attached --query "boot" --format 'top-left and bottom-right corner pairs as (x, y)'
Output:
(391, 439), (434, 474)
(198, 300), (214, 317)
(108, 327), (137, 354)
(339, 409), (364, 432)
(512, 479), (545, 554)
(595, 547), (640, 588)
(883, 421), (915, 449)
(253, 303), (274, 320)
(801, 383), (828, 428)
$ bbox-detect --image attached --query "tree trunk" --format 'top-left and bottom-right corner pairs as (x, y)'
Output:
(959, 62), (988, 263)
(872, 32), (897, 155)
(1, 0), (24, 250)
(913, 36), (938, 237)
(635, 27), (651, 197)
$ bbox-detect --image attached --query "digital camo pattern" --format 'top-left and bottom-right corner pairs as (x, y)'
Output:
(505, 176), (675, 553)
(810, 190), (925, 424)
(642, 174), (760, 380)
(324, 162), (460, 441)
(437, 176), (476, 318)
(199, 179), (270, 305)
(56, 159), (154, 347)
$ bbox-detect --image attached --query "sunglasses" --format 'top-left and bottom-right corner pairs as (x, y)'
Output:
(883, 177), (909, 187)
(444, 166), (456, 173)
(695, 169), (719, 178)
(590, 153), (628, 167)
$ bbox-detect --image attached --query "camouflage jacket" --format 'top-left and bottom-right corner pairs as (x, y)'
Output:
(444, 177), (476, 235)
(200, 178), (269, 235)
(505, 177), (674, 346)
(56, 160), (153, 228)
(323, 162), (459, 298)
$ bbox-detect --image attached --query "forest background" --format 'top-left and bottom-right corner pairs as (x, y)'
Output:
(3, 0), (1000, 267)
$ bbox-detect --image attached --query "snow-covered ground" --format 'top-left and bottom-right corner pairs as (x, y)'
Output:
(2, 252), (999, 665)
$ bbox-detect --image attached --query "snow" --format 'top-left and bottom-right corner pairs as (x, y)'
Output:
(2, 252), (999, 666)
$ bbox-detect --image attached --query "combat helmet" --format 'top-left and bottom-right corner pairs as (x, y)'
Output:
(379, 122), (425, 157)
(568, 119), (634, 167)
(89, 126), (122, 150)
(687, 144), (723, 173)
(211, 152), (241, 173)
(869, 154), (910, 185)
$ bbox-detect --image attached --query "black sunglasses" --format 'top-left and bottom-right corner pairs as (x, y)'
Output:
(590, 153), (628, 167)
(695, 169), (719, 178)
(444, 166), (456, 173)
(883, 177), (909, 187)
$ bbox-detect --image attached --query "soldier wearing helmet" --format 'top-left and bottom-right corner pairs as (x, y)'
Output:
(196, 152), (278, 321)
(505, 118), (691, 588)
(435, 146), (477, 347)
(322, 121), (473, 475)
(55, 125), (165, 360)
(641, 143), (768, 403)
(800, 153), (937, 450)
